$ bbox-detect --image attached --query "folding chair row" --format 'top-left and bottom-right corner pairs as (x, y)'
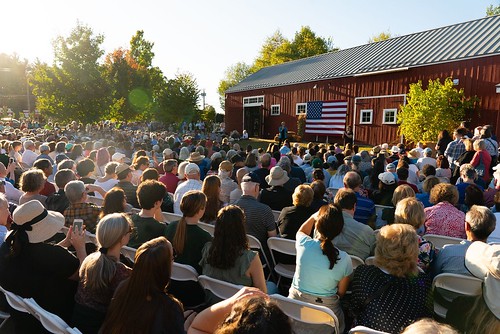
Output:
(423, 234), (463, 249)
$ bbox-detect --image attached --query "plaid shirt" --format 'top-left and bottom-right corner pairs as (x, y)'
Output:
(444, 139), (465, 165)
(64, 202), (101, 234)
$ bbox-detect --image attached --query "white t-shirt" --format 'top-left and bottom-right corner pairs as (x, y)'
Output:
(93, 179), (119, 198)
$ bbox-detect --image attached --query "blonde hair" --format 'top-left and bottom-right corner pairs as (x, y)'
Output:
(464, 138), (474, 151)
(172, 190), (206, 255)
(79, 213), (132, 298)
(402, 318), (458, 334)
(292, 185), (314, 207)
(374, 224), (419, 277)
(391, 184), (415, 206)
(394, 197), (425, 229)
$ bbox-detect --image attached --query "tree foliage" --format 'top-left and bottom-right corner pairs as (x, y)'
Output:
(218, 26), (335, 110)
(31, 23), (110, 123)
(486, 4), (500, 16)
(368, 31), (392, 43)
(0, 53), (30, 114)
(200, 105), (216, 122)
(398, 78), (479, 143)
(158, 72), (199, 123)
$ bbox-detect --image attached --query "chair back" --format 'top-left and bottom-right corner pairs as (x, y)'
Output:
(270, 294), (339, 334)
(247, 234), (271, 271)
(267, 237), (297, 283)
(162, 212), (183, 223)
(87, 196), (103, 206)
(423, 234), (463, 249)
(24, 298), (81, 334)
(349, 325), (391, 333)
(0, 286), (31, 313)
(365, 256), (375, 266)
(349, 255), (365, 270)
(198, 275), (242, 300)
(272, 210), (281, 222)
(121, 245), (137, 262)
(432, 273), (483, 318)
(171, 262), (199, 282)
(374, 205), (392, 229)
(198, 222), (215, 236)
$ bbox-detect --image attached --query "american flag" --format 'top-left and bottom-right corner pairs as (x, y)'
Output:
(305, 100), (347, 135)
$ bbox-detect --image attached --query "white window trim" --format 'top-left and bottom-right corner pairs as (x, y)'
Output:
(296, 103), (307, 115)
(382, 108), (397, 124)
(359, 109), (373, 124)
(270, 104), (280, 116)
(243, 95), (264, 107)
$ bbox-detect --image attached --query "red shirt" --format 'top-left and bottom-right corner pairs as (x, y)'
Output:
(40, 180), (56, 197)
(159, 172), (179, 194)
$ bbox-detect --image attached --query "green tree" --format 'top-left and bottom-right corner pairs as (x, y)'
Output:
(0, 53), (30, 115)
(200, 105), (216, 122)
(217, 62), (254, 110)
(398, 78), (479, 143)
(368, 31), (392, 43)
(289, 26), (334, 59)
(31, 23), (110, 123)
(130, 30), (154, 68)
(486, 4), (500, 16)
(158, 72), (199, 123)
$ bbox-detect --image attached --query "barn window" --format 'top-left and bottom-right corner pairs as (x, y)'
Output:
(243, 95), (265, 106)
(270, 105), (281, 116)
(359, 109), (373, 124)
(383, 108), (397, 124)
(296, 103), (307, 115)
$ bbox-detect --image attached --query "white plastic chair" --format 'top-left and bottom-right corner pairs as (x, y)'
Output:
(272, 210), (281, 222)
(270, 294), (339, 334)
(86, 196), (103, 206)
(349, 254), (365, 270)
(365, 256), (375, 266)
(171, 262), (199, 282)
(121, 245), (137, 262)
(432, 273), (483, 318)
(0, 286), (31, 314)
(162, 211), (183, 223)
(198, 275), (242, 300)
(247, 234), (272, 276)
(267, 237), (296, 286)
(349, 325), (391, 333)
(24, 298), (82, 334)
(423, 234), (463, 249)
(198, 222), (215, 236)
(374, 204), (392, 229)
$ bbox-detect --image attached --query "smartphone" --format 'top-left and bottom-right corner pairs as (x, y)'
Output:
(73, 219), (83, 232)
(8, 157), (14, 164)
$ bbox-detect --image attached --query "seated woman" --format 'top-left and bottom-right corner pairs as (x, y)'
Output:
(100, 187), (127, 218)
(424, 183), (466, 238)
(435, 155), (452, 182)
(19, 169), (47, 207)
(350, 224), (433, 334)
(289, 204), (353, 334)
(165, 190), (212, 273)
(0, 200), (86, 332)
(278, 185), (315, 239)
(201, 175), (224, 224)
(72, 213), (133, 333)
(100, 237), (184, 333)
(93, 162), (119, 198)
(381, 184), (415, 225)
(416, 176), (440, 208)
(200, 206), (272, 303)
(394, 197), (436, 272)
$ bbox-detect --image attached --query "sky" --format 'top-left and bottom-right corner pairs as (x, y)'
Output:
(1, 0), (496, 114)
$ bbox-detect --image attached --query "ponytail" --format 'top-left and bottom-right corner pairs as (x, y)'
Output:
(320, 237), (340, 270)
(80, 252), (117, 298)
(172, 217), (187, 255)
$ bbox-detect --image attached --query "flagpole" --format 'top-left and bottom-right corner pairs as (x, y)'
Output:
(326, 136), (329, 143)
(316, 135), (318, 142)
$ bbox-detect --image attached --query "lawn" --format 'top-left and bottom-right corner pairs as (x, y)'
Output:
(235, 138), (372, 152)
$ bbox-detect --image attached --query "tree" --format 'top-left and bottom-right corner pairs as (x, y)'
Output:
(289, 26), (334, 59)
(0, 53), (30, 115)
(368, 31), (392, 43)
(486, 4), (500, 16)
(158, 72), (200, 123)
(31, 23), (110, 123)
(217, 62), (254, 110)
(397, 78), (479, 143)
(200, 105), (216, 122)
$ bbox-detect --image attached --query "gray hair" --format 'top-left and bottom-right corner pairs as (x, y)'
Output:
(466, 205), (496, 240)
(65, 180), (86, 203)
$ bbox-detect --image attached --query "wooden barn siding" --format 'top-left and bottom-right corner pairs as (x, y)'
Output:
(225, 55), (500, 145)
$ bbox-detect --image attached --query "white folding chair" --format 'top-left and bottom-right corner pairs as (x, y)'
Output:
(198, 222), (215, 236)
(270, 294), (339, 334)
(247, 234), (272, 277)
(162, 211), (183, 223)
(423, 234), (463, 249)
(374, 205), (392, 229)
(86, 196), (103, 206)
(272, 210), (281, 222)
(267, 237), (296, 286)
(171, 262), (199, 282)
(198, 275), (242, 300)
(85, 231), (98, 245)
(129, 207), (141, 214)
(432, 273), (483, 318)
(349, 254), (365, 270)
(121, 245), (137, 262)
(0, 286), (31, 314)
(365, 256), (375, 266)
(349, 325), (391, 333)
(24, 298), (82, 334)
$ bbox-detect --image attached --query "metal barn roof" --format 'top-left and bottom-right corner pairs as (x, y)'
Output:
(227, 15), (500, 93)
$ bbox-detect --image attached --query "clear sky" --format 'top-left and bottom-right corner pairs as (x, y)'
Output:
(1, 0), (496, 114)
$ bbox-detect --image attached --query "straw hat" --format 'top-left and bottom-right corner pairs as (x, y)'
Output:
(188, 152), (205, 163)
(265, 166), (290, 186)
(11, 200), (65, 243)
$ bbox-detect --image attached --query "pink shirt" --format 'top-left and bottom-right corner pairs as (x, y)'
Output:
(424, 202), (466, 239)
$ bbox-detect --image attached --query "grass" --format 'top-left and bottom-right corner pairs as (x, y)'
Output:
(236, 138), (372, 152)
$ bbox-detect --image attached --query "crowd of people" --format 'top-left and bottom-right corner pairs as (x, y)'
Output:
(0, 120), (497, 333)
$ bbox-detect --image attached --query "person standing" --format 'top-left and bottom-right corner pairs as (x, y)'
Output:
(278, 122), (288, 147)
(343, 126), (353, 147)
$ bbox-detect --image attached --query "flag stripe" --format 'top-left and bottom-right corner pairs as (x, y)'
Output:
(305, 100), (347, 136)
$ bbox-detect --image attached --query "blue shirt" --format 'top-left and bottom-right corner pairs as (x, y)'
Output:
(430, 240), (472, 278)
(292, 232), (353, 296)
(354, 192), (375, 225)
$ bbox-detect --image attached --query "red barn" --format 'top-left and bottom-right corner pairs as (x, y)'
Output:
(224, 15), (500, 145)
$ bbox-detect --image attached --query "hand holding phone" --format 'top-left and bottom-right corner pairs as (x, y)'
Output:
(73, 219), (83, 233)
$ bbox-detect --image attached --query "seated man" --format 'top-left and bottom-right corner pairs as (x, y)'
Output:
(46, 169), (77, 214)
(431, 205), (496, 278)
(127, 180), (167, 249)
(63, 180), (101, 233)
(33, 159), (56, 197)
(115, 163), (139, 208)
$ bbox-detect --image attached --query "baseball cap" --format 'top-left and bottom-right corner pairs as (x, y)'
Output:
(378, 171), (396, 185)
(241, 172), (261, 184)
(112, 152), (126, 162)
(185, 163), (200, 175)
(163, 148), (173, 156)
